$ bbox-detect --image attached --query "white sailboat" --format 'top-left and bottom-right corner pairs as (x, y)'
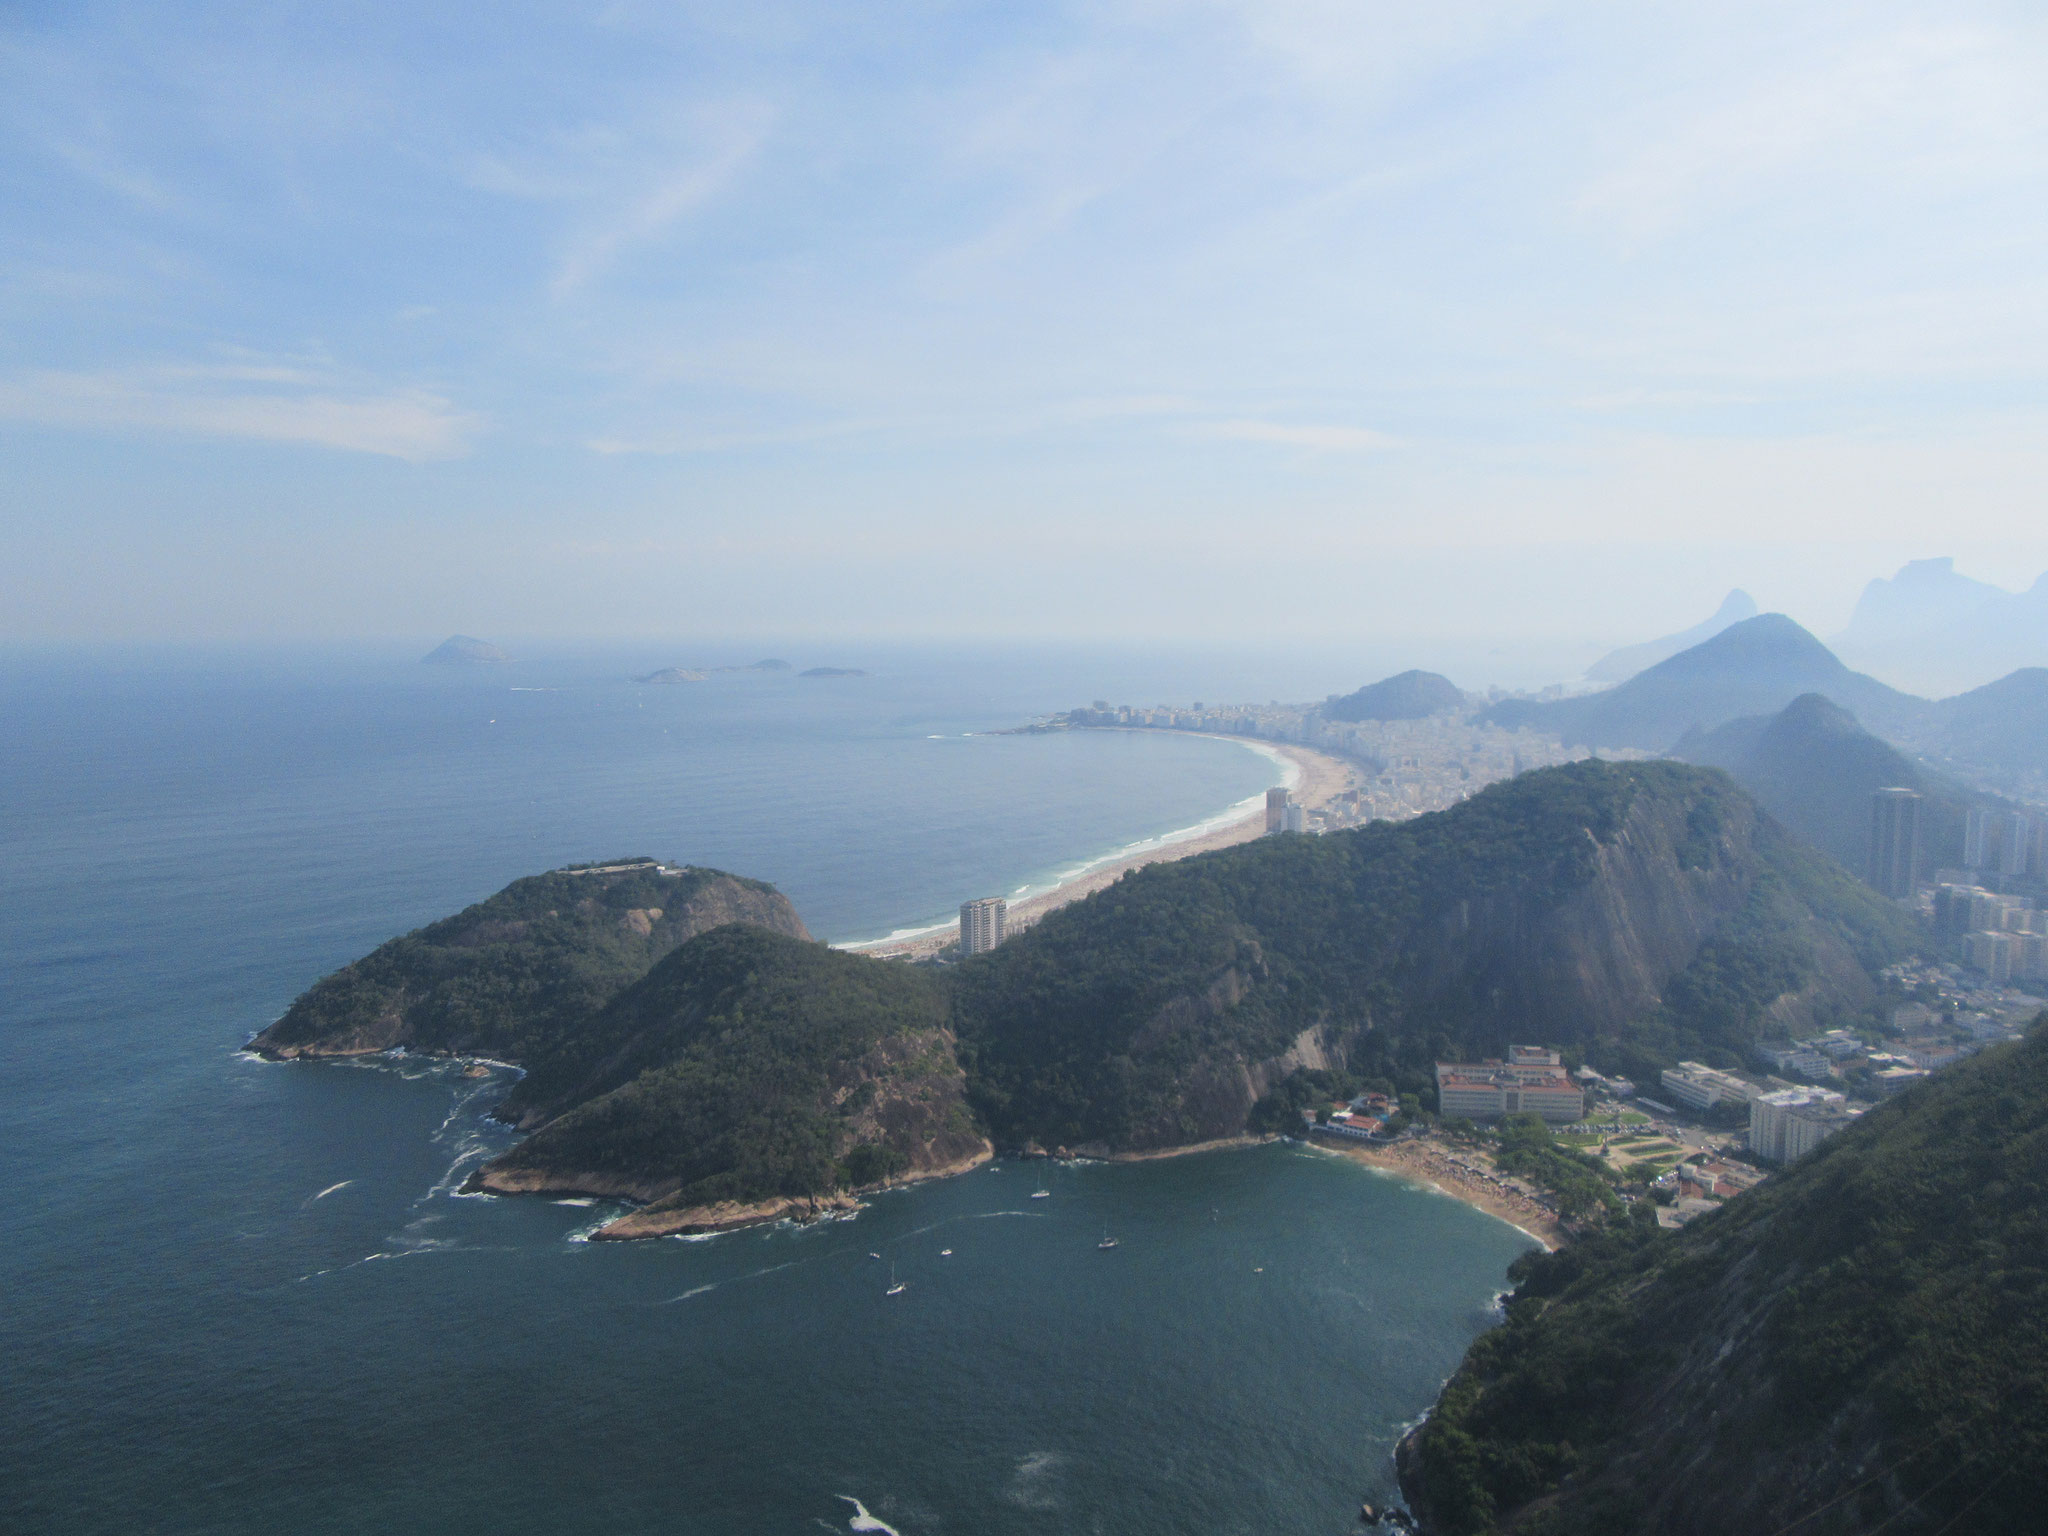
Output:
(885, 1262), (907, 1296)
(1097, 1224), (1118, 1250)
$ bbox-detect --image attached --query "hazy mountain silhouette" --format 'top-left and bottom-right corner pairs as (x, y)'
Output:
(1834, 557), (2048, 694)
(1489, 615), (1922, 752)
(1322, 669), (1466, 722)
(1676, 693), (1986, 878)
(1585, 589), (1757, 683)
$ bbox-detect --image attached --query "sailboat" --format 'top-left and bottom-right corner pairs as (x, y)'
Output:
(1097, 1225), (1118, 1251)
(1030, 1170), (1049, 1200)
(885, 1263), (907, 1296)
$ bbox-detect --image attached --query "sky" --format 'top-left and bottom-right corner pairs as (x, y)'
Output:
(4, 0), (2048, 660)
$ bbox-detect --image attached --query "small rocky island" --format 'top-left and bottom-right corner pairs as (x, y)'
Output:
(421, 634), (511, 665)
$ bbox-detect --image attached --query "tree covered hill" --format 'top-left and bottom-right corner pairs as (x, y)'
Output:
(257, 764), (1917, 1234)
(248, 860), (809, 1062)
(1404, 1021), (2048, 1536)
(1324, 669), (1468, 721)
(953, 760), (1916, 1152)
(471, 925), (986, 1230)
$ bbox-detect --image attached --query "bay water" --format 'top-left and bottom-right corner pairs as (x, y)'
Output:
(0, 644), (1535, 1535)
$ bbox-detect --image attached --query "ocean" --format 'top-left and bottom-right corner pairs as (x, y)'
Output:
(0, 643), (1536, 1535)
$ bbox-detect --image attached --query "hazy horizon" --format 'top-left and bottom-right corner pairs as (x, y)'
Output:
(7, 3), (2048, 652)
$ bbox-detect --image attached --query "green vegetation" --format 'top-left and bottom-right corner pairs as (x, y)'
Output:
(483, 926), (982, 1209)
(954, 761), (1912, 1153)
(1409, 1021), (2048, 1535)
(251, 862), (805, 1061)
(263, 761), (1921, 1229)
(1490, 1116), (1622, 1220)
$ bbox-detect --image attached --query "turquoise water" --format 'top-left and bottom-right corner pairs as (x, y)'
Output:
(0, 645), (1533, 1534)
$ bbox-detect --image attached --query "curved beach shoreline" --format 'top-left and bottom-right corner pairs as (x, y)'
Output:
(845, 736), (1366, 959)
(1313, 1137), (1566, 1251)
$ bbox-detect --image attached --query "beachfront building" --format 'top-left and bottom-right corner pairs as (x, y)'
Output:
(1435, 1046), (1585, 1123)
(960, 897), (1007, 954)
(1280, 802), (1308, 834)
(1265, 786), (1293, 834)
(1749, 1087), (1856, 1163)
(1659, 1061), (1761, 1112)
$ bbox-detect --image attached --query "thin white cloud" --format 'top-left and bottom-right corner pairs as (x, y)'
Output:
(1204, 419), (1400, 451)
(0, 363), (484, 460)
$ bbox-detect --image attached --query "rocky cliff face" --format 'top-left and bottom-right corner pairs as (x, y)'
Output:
(249, 862), (809, 1062)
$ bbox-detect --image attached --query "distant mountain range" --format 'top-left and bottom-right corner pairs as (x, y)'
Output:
(1323, 669), (1465, 721)
(1833, 557), (2048, 695)
(1585, 589), (1757, 683)
(1488, 613), (2048, 798)
(1490, 615), (1920, 751)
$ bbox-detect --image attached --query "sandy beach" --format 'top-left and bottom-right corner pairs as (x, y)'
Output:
(853, 734), (1368, 960)
(1314, 1134), (1567, 1250)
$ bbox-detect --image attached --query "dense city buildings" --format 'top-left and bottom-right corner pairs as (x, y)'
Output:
(1434, 1046), (1585, 1123)
(1047, 695), (1634, 831)
(1868, 787), (1922, 898)
(959, 896), (1007, 954)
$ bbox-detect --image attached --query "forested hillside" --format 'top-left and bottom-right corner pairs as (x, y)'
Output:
(953, 761), (1915, 1152)
(1405, 1022), (2048, 1536)
(250, 860), (808, 1061)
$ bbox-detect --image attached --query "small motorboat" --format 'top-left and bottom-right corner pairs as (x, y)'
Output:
(940, 1248), (952, 1256)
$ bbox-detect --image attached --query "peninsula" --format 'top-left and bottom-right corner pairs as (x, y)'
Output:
(257, 762), (1915, 1244)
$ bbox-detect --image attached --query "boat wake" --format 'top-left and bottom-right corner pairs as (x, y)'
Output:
(836, 1496), (901, 1534)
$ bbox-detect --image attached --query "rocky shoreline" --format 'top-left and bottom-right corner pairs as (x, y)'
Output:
(577, 1143), (995, 1241)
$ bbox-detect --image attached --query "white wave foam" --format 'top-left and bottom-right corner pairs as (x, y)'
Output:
(837, 1496), (901, 1534)
(312, 1180), (352, 1201)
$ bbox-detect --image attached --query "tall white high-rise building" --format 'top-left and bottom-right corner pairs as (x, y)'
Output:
(1964, 806), (1996, 869)
(960, 897), (1007, 954)
(1868, 788), (1921, 898)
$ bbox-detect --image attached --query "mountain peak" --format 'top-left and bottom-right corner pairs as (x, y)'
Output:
(1323, 669), (1465, 722)
(1585, 589), (1759, 683)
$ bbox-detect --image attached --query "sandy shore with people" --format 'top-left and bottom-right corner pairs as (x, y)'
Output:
(853, 736), (1367, 960)
(1315, 1134), (1567, 1250)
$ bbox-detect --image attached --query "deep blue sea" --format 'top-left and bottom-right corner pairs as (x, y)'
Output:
(0, 643), (1536, 1535)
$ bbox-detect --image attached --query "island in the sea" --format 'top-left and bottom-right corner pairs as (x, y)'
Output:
(422, 634), (511, 665)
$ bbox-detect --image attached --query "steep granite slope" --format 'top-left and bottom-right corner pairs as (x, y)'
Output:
(470, 926), (988, 1236)
(952, 762), (1915, 1153)
(1404, 1024), (2048, 1536)
(249, 860), (809, 1062)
